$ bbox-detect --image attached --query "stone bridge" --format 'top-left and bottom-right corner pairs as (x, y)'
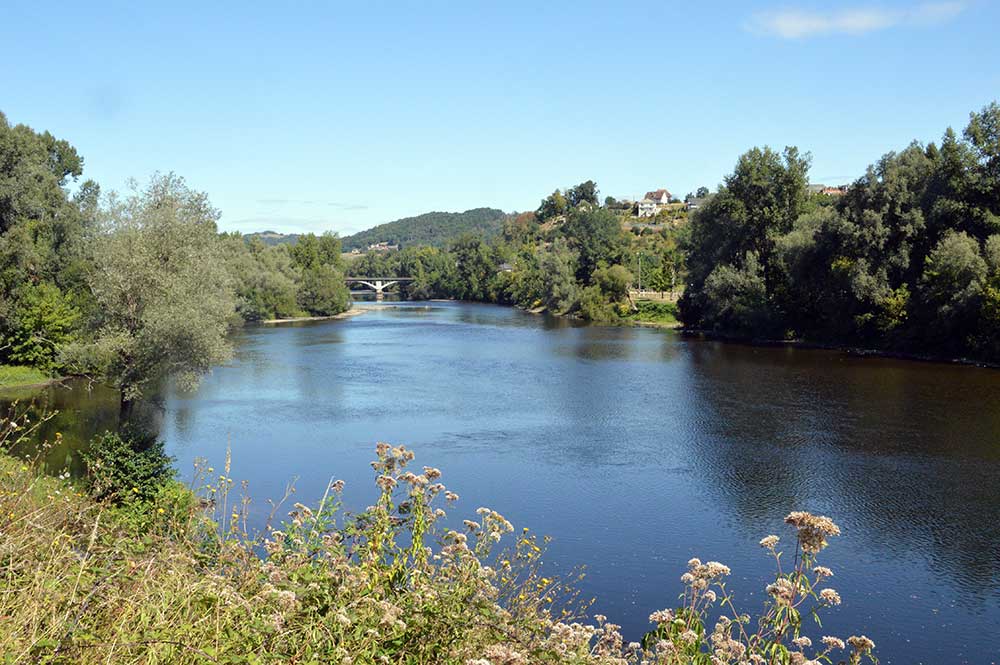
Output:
(345, 277), (414, 300)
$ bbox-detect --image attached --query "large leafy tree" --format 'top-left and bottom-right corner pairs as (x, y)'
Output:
(560, 206), (625, 283)
(67, 173), (235, 420)
(297, 264), (350, 316)
(0, 113), (93, 369)
(681, 146), (810, 331)
(566, 180), (599, 208)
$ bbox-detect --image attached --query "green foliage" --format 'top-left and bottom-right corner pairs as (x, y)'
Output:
(64, 173), (236, 404)
(3, 282), (79, 369)
(577, 285), (617, 321)
(341, 208), (507, 250)
(701, 254), (769, 335)
(0, 112), (92, 371)
(289, 231), (343, 271)
(681, 101), (1000, 362)
(592, 263), (632, 302)
(449, 234), (500, 302)
(536, 189), (568, 221)
(919, 231), (987, 336)
(82, 429), (174, 503)
(566, 179), (599, 207)
(508, 238), (579, 313)
(297, 264), (351, 316)
(561, 207), (626, 283)
(222, 236), (303, 321)
(627, 301), (679, 326)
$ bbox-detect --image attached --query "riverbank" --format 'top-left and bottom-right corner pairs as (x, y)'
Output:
(0, 365), (59, 390)
(259, 306), (371, 325)
(0, 444), (608, 663)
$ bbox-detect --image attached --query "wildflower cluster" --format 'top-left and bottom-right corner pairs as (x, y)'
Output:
(639, 512), (876, 665)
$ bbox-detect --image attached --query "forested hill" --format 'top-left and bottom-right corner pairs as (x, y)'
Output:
(340, 208), (507, 250)
(244, 231), (300, 246)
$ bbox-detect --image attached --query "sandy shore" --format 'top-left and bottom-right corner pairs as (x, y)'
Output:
(260, 307), (371, 325)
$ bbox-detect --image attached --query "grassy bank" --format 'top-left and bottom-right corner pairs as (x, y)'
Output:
(624, 301), (681, 328)
(0, 364), (52, 389)
(0, 420), (877, 664)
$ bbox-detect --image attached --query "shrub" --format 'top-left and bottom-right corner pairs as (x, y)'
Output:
(82, 429), (174, 503)
(3, 282), (80, 370)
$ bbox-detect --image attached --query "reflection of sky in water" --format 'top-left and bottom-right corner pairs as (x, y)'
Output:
(5, 301), (1000, 663)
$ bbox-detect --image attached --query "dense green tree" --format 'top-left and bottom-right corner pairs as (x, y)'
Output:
(566, 180), (599, 208)
(701, 254), (768, 335)
(4, 282), (79, 369)
(450, 234), (497, 301)
(681, 146), (810, 333)
(592, 263), (631, 303)
(221, 235), (302, 321)
(297, 264), (351, 316)
(509, 238), (579, 313)
(65, 174), (235, 420)
(290, 231), (343, 271)
(0, 113), (93, 369)
(536, 190), (568, 222)
(918, 231), (987, 346)
(560, 207), (625, 283)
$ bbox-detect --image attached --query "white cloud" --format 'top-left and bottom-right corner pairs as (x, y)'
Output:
(749, 2), (966, 38)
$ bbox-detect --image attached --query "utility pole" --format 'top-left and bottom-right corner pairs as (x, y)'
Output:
(636, 252), (641, 292)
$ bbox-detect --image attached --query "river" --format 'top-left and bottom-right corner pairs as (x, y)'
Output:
(4, 301), (999, 664)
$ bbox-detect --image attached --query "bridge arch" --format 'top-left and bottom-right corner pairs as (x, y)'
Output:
(345, 276), (413, 300)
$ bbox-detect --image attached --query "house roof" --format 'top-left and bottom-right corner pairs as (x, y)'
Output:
(644, 189), (672, 201)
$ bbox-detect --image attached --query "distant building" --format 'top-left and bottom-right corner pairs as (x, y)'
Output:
(807, 184), (848, 196)
(685, 196), (709, 211)
(367, 241), (399, 252)
(637, 188), (673, 217)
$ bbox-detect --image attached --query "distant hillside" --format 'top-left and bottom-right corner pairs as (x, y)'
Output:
(340, 208), (507, 250)
(244, 231), (300, 246)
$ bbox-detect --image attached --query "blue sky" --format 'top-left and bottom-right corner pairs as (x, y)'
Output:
(3, 1), (998, 235)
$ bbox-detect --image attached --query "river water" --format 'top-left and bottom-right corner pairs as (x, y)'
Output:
(4, 302), (999, 664)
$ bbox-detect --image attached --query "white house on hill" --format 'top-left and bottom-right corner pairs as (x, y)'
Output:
(637, 188), (673, 217)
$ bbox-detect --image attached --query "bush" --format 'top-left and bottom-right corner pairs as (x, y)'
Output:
(297, 264), (351, 316)
(578, 284), (618, 321)
(82, 429), (174, 503)
(630, 301), (679, 325)
(3, 282), (79, 370)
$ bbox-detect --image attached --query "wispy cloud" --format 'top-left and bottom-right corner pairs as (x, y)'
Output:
(749, 2), (966, 39)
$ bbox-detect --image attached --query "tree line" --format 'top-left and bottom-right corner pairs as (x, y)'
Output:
(345, 190), (686, 322)
(5, 99), (997, 422)
(0, 112), (350, 416)
(680, 101), (1000, 363)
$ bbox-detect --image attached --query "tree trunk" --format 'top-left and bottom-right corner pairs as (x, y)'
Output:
(119, 394), (135, 429)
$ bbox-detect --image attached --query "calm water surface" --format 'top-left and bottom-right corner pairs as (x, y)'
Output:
(5, 302), (1000, 664)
